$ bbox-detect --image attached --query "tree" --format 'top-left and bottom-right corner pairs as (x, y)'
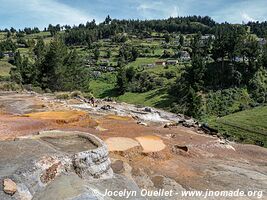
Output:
(169, 42), (206, 118)
(243, 35), (261, 72)
(116, 66), (128, 94)
(185, 54), (206, 91)
(107, 49), (111, 58)
(48, 24), (60, 37)
(179, 35), (184, 46)
(186, 87), (203, 118)
(164, 34), (171, 43)
(7, 31), (11, 38)
(10, 51), (23, 84)
(33, 38), (46, 60)
(262, 43), (267, 69)
(60, 50), (90, 91)
(10, 67), (22, 84)
(93, 48), (100, 60)
(39, 36), (67, 90)
(249, 68), (267, 103)
(131, 47), (139, 61)
(104, 15), (112, 25)
(20, 56), (37, 84)
(10, 27), (16, 33)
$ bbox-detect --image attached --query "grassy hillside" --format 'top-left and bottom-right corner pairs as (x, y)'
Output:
(90, 75), (174, 109)
(0, 61), (12, 78)
(208, 106), (267, 147)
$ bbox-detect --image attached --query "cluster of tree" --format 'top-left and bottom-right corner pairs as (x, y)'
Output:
(0, 27), (40, 34)
(116, 67), (164, 94)
(64, 23), (116, 46)
(10, 37), (90, 92)
(170, 51), (206, 118)
(118, 45), (139, 63)
(23, 27), (40, 35)
(46, 24), (61, 36)
(248, 21), (267, 37)
(169, 24), (267, 118)
(0, 39), (17, 54)
(62, 16), (216, 46)
(48, 16), (267, 49)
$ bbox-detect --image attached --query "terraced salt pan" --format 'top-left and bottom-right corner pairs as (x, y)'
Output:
(105, 136), (166, 153)
(41, 135), (98, 153)
(105, 137), (140, 151)
(24, 111), (87, 123)
(135, 136), (166, 153)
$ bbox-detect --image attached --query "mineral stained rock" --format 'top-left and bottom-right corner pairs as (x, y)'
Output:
(0, 130), (113, 200)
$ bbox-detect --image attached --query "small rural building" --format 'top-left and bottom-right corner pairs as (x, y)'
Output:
(107, 67), (115, 72)
(234, 56), (248, 62)
(201, 34), (215, 40)
(155, 61), (166, 66)
(3, 52), (15, 57)
(258, 38), (267, 46)
(92, 71), (101, 77)
(100, 59), (110, 63)
(147, 63), (155, 68)
(166, 60), (178, 65)
(99, 66), (107, 71)
(180, 51), (191, 61)
(146, 38), (154, 42)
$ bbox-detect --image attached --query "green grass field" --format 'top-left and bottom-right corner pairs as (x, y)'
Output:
(209, 106), (267, 147)
(116, 88), (174, 109)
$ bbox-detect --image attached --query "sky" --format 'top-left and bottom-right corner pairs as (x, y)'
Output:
(0, 0), (267, 29)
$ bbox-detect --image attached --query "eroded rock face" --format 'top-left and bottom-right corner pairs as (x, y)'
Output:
(72, 134), (113, 179)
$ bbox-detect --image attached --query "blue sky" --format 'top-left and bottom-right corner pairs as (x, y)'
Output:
(0, 0), (267, 29)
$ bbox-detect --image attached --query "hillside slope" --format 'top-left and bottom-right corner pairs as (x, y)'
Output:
(209, 106), (267, 147)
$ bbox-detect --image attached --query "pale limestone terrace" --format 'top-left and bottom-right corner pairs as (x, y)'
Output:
(0, 130), (114, 200)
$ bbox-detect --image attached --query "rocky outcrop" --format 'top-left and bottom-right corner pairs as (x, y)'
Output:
(111, 160), (125, 174)
(72, 134), (113, 179)
(3, 179), (17, 195)
(0, 130), (113, 200)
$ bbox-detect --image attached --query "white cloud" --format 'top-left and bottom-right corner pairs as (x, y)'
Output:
(241, 12), (256, 22)
(137, 1), (163, 12)
(170, 6), (179, 17)
(210, 0), (266, 23)
(136, 1), (180, 19)
(0, 0), (94, 28)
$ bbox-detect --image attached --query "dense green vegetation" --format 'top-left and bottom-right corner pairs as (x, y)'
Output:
(0, 15), (267, 146)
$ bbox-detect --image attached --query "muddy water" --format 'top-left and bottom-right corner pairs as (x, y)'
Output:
(136, 135), (166, 153)
(41, 135), (98, 153)
(105, 137), (140, 151)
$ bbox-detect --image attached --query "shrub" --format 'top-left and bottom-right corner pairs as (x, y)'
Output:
(82, 92), (94, 99)
(0, 82), (22, 91)
(205, 88), (252, 117)
(70, 90), (82, 98)
(44, 88), (52, 93)
(56, 92), (70, 99)
(31, 86), (43, 94)
(164, 71), (176, 79)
